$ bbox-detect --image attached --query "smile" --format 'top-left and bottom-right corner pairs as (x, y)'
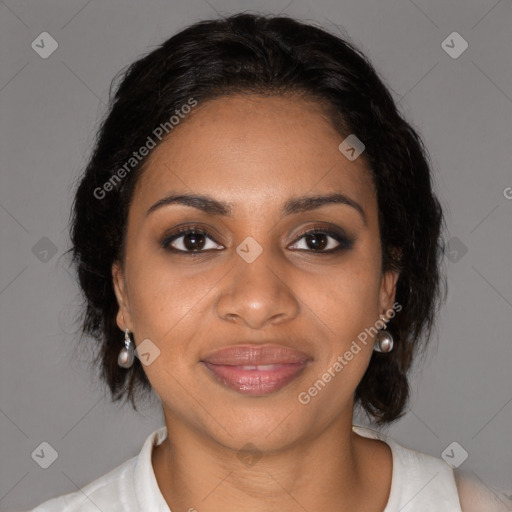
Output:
(201, 344), (311, 396)
(202, 362), (308, 395)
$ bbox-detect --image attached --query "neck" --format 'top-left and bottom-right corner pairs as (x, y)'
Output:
(152, 410), (391, 512)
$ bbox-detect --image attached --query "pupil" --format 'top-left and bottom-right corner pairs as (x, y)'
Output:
(184, 233), (205, 251)
(307, 233), (327, 250)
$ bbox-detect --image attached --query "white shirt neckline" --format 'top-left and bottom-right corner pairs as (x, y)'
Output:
(135, 425), (418, 512)
(28, 423), (463, 511)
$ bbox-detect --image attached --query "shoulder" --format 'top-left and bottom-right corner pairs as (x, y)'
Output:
(354, 426), (510, 512)
(27, 457), (137, 512)
(24, 426), (169, 512)
(354, 426), (463, 511)
(388, 438), (463, 510)
(454, 470), (512, 512)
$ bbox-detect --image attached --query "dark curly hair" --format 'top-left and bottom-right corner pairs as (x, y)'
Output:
(70, 12), (446, 424)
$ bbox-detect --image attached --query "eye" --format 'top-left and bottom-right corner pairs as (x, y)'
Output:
(288, 227), (353, 253)
(161, 226), (224, 253)
(161, 224), (353, 255)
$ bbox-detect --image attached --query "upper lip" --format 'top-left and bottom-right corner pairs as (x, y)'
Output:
(201, 344), (311, 366)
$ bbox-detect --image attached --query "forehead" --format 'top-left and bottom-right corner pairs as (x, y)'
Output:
(134, 94), (375, 213)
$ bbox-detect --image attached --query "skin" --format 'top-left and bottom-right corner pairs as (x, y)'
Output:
(112, 93), (399, 512)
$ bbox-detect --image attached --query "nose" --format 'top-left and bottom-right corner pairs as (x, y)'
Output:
(215, 247), (300, 329)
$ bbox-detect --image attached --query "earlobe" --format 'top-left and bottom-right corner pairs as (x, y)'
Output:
(380, 269), (400, 315)
(112, 261), (131, 331)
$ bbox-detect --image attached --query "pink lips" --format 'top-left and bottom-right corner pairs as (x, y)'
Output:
(202, 344), (310, 396)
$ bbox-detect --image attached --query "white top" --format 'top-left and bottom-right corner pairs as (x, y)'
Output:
(26, 425), (463, 512)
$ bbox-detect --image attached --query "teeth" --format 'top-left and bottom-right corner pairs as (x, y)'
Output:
(239, 364), (278, 370)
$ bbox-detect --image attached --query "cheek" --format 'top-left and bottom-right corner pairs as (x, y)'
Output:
(300, 255), (383, 333)
(295, 263), (382, 406)
(125, 250), (219, 344)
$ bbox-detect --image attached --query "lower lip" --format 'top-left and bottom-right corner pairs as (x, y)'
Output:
(202, 362), (307, 395)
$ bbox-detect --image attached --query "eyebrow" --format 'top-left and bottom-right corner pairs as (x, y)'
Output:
(146, 192), (366, 224)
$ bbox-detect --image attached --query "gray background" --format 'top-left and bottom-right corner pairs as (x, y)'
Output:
(1, 0), (511, 510)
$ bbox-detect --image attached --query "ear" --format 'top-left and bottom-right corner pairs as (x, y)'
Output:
(112, 261), (133, 331)
(379, 269), (400, 318)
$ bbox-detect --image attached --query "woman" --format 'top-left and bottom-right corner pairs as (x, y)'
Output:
(26, 12), (507, 512)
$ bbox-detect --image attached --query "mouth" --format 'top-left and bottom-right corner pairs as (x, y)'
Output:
(201, 344), (311, 396)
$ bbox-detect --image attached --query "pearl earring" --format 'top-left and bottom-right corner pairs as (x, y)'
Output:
(118, 328), (135, 368)
(373, 317), (394, 353)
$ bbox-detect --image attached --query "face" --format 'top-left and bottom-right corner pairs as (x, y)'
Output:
(112, 94), (399, 451)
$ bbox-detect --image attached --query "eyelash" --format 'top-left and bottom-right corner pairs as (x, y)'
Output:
(160, 224), (354, 256)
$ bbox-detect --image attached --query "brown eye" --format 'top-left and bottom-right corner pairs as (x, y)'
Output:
(182, 232), (206, 251)
(289, 228), (354, 253)
(161, 227), (224, 253)
(303, 232), (329, 250)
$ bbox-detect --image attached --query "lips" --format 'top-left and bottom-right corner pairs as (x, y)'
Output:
(201, 344), (311, 396)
